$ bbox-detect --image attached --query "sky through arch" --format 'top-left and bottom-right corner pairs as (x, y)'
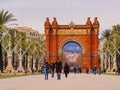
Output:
(63, 42), (82, 54)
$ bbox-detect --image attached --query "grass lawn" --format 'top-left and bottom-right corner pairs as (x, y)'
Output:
(106, 73), (120, 76)
(0, 73), (41, 79)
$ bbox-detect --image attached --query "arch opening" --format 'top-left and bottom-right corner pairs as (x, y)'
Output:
(62, 41), (82, 70)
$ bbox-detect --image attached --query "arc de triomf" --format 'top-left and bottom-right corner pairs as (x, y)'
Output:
(44, 17), (99, 72)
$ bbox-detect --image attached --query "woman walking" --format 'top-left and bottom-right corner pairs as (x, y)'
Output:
(64, 63), (69, 78)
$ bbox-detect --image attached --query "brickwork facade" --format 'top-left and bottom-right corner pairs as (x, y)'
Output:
(44, 17), (99, 72)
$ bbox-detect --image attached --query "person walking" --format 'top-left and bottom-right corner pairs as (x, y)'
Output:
(97, 67), (101, 75)
(43, 61), (49, 80)
(93, 66), (97, 75)
(86, 67), (89, 74)
(78, 66), (82, 74)
(64, 63), (69, 78)
(118, 67), (120, 74)
(55, 58), (62, 80)
(50, 63), (55, 78)
(74, 67), (77, 74)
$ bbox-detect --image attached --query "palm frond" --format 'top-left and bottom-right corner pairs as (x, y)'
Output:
(101, 29), (111, 39)
(0, 9), (17, 25)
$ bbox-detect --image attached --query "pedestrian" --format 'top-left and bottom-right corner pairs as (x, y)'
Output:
(78, 66), (82, 74)
(64, 63), (69, 78)
(50, 63), (55, 78)
(97, 67), (101, 75)
(93, 66), (97, 75)
(43, 61), (49, 80)
(118, 67), (120, 74)
(55, 58), (62, 80)
(74, 67), (77, 74)
(86, 67), (89, 74)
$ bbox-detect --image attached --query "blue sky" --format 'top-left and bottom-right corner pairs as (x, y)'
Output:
(0, 0), (120, 37)
(63, 42), (82, 54)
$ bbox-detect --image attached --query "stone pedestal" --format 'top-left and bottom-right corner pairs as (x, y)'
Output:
(5, 55), (14, 73)
(17, 56), (24, 73)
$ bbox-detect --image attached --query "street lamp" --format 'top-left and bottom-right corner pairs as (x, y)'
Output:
(0, 31), (3, 72)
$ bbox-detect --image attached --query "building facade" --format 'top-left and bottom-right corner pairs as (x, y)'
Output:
(44, 17), (99, 72)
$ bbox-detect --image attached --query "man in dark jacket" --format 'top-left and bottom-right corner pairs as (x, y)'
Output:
(55, 58), (62, 80)
(43, 61), (49, 80)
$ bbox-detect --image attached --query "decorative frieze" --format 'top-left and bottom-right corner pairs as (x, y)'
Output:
(57, 29), (88, 35)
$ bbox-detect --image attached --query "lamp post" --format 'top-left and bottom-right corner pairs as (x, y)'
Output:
(0, 31), (3, 72)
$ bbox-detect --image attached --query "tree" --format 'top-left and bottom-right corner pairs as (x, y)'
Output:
(111, 24), (120, 69)
(25, 37), (46, 72)
(101, 29), (113, 71)
(100, 24), (120, 72)
(101, 29), (111, 39)
(0, 9), (16, 72)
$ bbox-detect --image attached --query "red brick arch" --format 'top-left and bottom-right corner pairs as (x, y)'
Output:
(44, 17), (99, 72)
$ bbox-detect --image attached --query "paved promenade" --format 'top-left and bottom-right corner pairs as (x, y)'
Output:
(0, 73), (120, 90)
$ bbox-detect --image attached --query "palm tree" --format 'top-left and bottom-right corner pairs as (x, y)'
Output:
(111, 24), (120, 70)
(112, 24), (120, 31)
(0, 9), (16, 72)
(34, 38), (46, 71)
(101, 29), (112, 71)
(1, 33), (9, 70)
(101, 24), (120, 72)
(23, 36), (46, 72)
(15, 32), (26, 72)
(8, 29), (18, 69)
(101, 29), (111, 39)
